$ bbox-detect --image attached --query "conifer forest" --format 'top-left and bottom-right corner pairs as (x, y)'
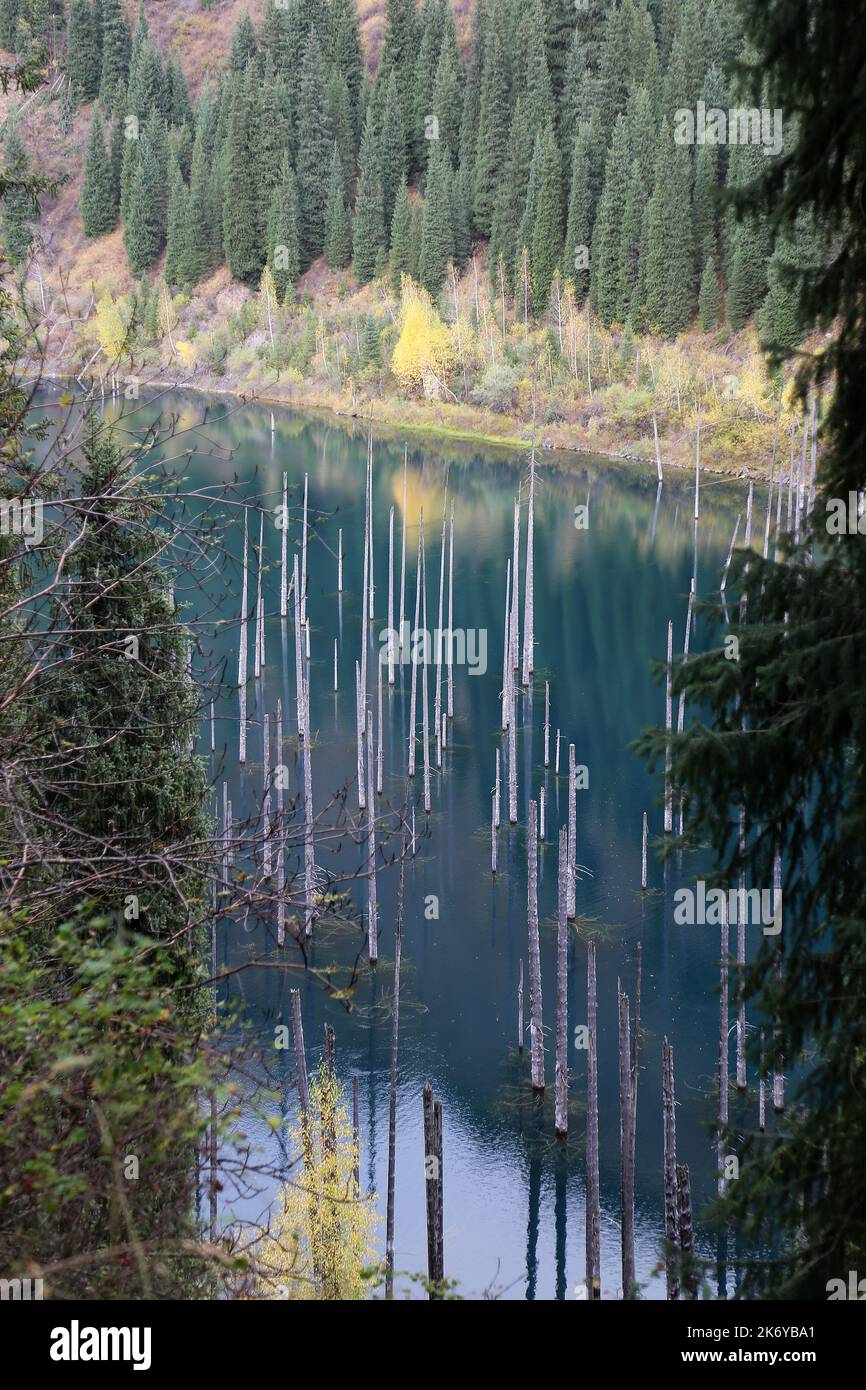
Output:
(0, 0), (865, 1353)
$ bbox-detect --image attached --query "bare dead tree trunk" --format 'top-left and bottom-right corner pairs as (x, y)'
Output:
(664, 620), (673, 833)
(385, 861), (404, 1298)
(522, 452), (535, 686)
(618, 982), (635, 1298)
(736, 805), (747, 1090)
(663, 1037), (679, 1300)
(586, 939), (601, 1298)
(719, 891), (729, 1196)
(555, 825), (568, 1136)
(518, 957), (524, 1053)
(676, 1163), (696, 1299)
(567, 743), (577, 918)
(527, 799), (545, 1090)
(366, 708), (377, 962)
(238, 510), (249, 764)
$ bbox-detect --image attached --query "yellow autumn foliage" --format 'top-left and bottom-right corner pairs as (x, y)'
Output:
(391, 276), (455, 395)
(95, 291), (132, 364)
(175, 340), (196, 368)
(255, 1064), (378, 1300)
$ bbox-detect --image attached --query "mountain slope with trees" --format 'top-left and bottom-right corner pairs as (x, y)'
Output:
(0, 0), (822, 470)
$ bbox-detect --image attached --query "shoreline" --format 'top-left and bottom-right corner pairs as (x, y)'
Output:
(44, 368), (759, 481)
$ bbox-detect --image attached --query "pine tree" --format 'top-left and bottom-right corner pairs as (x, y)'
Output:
(698, 254), (721, 331)
(389, 174), (412, 294)
(295, 28), (332, 268)
(419, 143), (453, 299)
(531, 122), (563, 317)
(80, 106), (116, 238)
(352, 106), (385, 285)
(222, 67), (263, 286)
(324, 143), (352, 270)
(267, 155), (300, 303)
(67, 0), (100, 102)
(99, 0), (131, 103)
(1, 123), (33, 263)
(164, 154), (190, 286)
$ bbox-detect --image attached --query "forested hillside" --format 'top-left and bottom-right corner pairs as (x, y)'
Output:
(0, 0), (819, 466)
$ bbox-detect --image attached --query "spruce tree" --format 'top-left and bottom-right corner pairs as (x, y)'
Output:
(123, 120), (164, 274)
(643, 119), (695, 336)
(412, 0), (446, 175)
(324, 143), (352, 270)
(563, 126), (591, 302)
(380, 71), (406, 245)
(229, 12), (257, 75)
(67, 0), (100, 102)
(590, 114), (630, 325)
(542, 0), (577, 111)
(294, 28), (332, 268)
(330, 0), (364, 145)
(473, 20), (510, 236)
(1, 123), (33, 263)
(257, 65), (292, 234)
(389, 174), (412, 294)
(693, 141), (720, 270)
(432, 5), (463, 166)
(163, 154), (190, 286)
(520, 0), (555, 142)
(166, 55), (193, 130)
(698, 254), (721, 331)
(267, 155), (300, 303)
(352, 106), (386, 285)
(80, 107), (116, 238)
(222, 67), (263, 286)
(326, 67), (355, 203)
(618, 157), (645, 324)
(185, 124), (216, 288)
(451, 162), (473, 271)
(0, 0), (19, 52)
(489, 97), (534, 295)
(419, 143), (453, 299)
(360, 313), (381, 369)
(99, 0), (131, 103)
(530, 123), (563, 317)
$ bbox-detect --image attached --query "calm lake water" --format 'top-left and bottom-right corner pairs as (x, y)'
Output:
(63, 388), (761, 1299)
